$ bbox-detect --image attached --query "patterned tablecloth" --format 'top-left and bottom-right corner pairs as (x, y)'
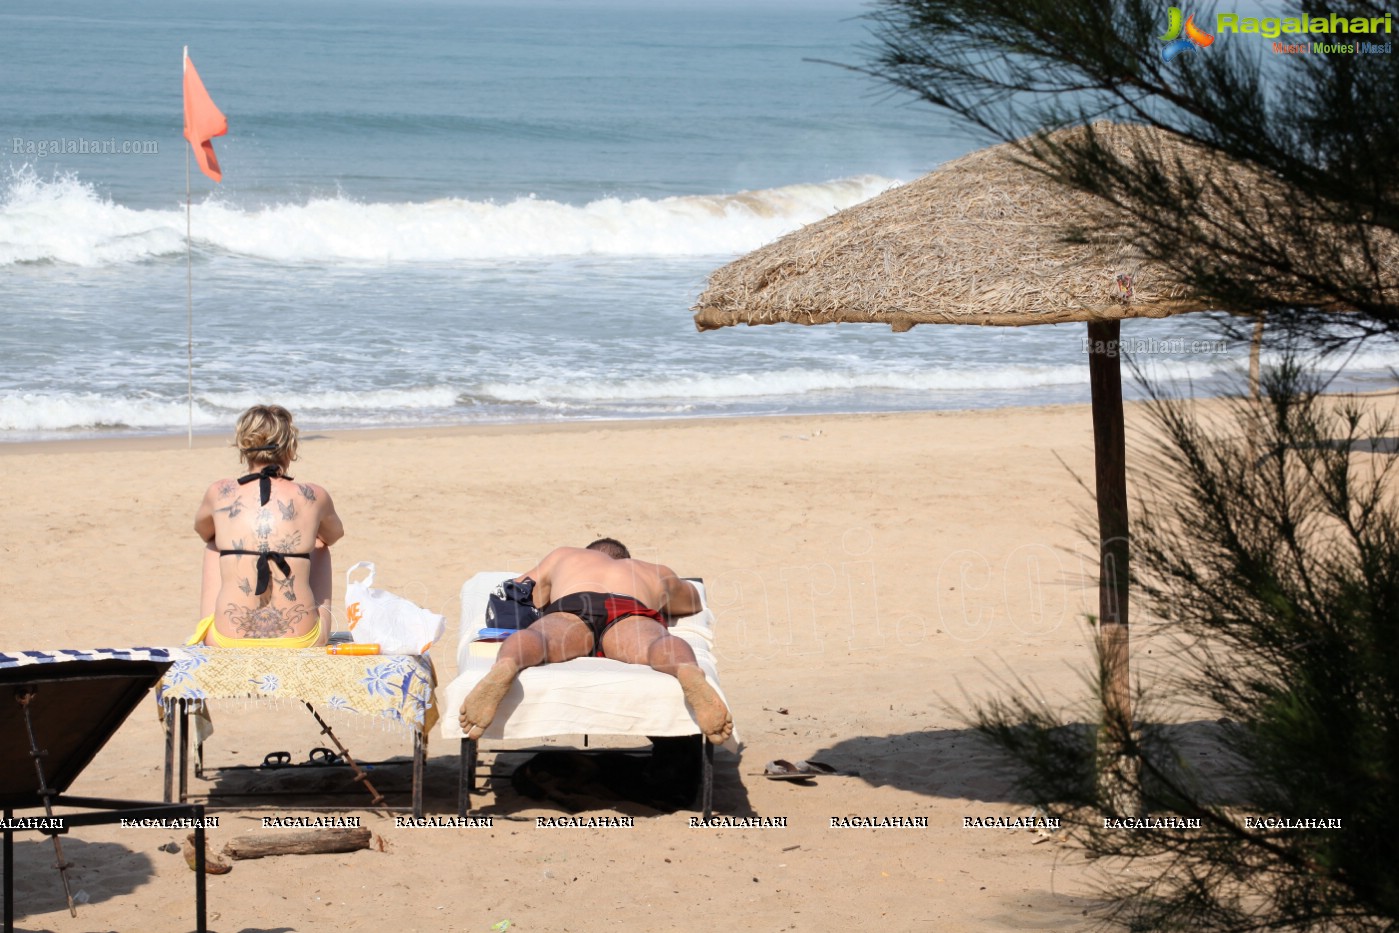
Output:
(156, 647), (437, 735)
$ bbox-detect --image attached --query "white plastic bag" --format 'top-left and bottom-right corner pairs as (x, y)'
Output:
(344, 561), (445, 655)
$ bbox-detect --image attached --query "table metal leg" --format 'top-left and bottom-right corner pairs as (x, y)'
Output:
(162, 705), (175, 803)
(4, 808), (13, 933)
(193, 807), (207, 933)
(412, 730), (426, 819)
(177, 700), (189, 804)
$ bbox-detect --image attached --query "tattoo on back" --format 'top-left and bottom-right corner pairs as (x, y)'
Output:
(217, 480), (236, 499)
(298, 484), (317, 502)
(273, 530), (303, 552)
(226, 603), (309, 639)
(277, 499), (297, 520)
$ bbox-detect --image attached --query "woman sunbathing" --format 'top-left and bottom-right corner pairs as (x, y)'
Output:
(190, 405), (344, 647)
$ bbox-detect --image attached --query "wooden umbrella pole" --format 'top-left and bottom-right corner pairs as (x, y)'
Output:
(1249, 313), (1265, 401)
(302, 702), (386, 808)
(1086, 319), (1142, 817)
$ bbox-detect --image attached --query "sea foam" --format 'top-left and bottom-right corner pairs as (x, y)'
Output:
(0, 167), (897, 266)
(475, 364), (1097, 404)
(0, 386), (464, 434)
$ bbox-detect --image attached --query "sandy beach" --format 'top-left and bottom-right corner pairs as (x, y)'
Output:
(3, 402), (1222, 932)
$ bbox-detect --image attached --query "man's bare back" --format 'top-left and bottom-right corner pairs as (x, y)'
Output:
(524, 546), (702, 619)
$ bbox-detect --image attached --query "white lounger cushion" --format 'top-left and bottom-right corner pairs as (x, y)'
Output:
(439, 572), (738, 750)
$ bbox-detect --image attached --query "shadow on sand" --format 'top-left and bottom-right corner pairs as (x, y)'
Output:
(6, 837), (154, 920)
(462, 739), (752, 819)
(184, 717), (1245, 818)
(785, 719), (1250, 807)
(186, 740), (749, 821)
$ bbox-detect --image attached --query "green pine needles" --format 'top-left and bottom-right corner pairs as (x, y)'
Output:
(973, 361), (1399, 931)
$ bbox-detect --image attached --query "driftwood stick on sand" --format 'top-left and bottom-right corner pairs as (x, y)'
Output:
(222, 827), (373, 860)
(183, 834), (232, 874)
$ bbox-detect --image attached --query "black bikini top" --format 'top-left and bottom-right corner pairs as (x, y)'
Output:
(236, 463), (290, 506)
(218, 548), (312, 597)
(221, 462), (309, 596)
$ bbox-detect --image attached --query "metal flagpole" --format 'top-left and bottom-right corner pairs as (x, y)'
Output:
(184, 46), (193, 449)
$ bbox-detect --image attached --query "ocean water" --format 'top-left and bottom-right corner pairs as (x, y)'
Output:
(2, 0), (1395, 440)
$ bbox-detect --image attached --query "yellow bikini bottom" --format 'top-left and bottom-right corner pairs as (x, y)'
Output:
(188, 614), (323, 649)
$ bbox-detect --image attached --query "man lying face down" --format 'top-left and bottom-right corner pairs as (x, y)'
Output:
(458, 538), (733, 744)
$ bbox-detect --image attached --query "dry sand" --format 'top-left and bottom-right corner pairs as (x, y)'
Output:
(1, 403), (1214, 932)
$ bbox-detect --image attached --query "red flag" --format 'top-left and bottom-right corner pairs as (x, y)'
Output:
(183, 49), (227, 183)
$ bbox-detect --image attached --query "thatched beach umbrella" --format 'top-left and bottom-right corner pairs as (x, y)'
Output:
(693, 123), (1230, 814)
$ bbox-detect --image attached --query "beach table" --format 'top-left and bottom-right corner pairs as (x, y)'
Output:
(158, 647), (436, 819)
(0, 648), (208, 933)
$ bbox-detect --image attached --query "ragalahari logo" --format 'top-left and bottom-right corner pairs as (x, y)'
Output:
(1159, 7), (1215, 61)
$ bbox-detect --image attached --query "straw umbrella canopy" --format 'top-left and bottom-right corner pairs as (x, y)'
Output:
(694, 125), (1225, 332)
(693, 123), (1239, 814)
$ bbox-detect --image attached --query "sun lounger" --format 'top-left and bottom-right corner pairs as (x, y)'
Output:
(0, 648), (208, 933)
(439, 572), (739, 819)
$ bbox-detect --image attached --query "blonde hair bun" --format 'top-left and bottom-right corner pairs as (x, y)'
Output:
(234, 405), (300, 468)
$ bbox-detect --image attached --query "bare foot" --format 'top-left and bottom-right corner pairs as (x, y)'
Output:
(458, 659), (520, 740)
(677, 665), (733, 744)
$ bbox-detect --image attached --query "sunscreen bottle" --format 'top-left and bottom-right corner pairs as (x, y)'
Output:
(326, 643), (380, 656)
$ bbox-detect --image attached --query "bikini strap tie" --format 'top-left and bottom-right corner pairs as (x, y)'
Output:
(252, 551), (293, 597)
(237, 464), (290, 506)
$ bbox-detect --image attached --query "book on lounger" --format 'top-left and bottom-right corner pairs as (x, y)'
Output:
(475, 628), (515, 641)
(466, 628), (511, 659)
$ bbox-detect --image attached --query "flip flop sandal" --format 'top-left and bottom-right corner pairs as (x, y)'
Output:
(763, 759), (816, 781)
(261, 750), (293, 769)
(794, 760), (859, 777)
(307, 747), (342, 766)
